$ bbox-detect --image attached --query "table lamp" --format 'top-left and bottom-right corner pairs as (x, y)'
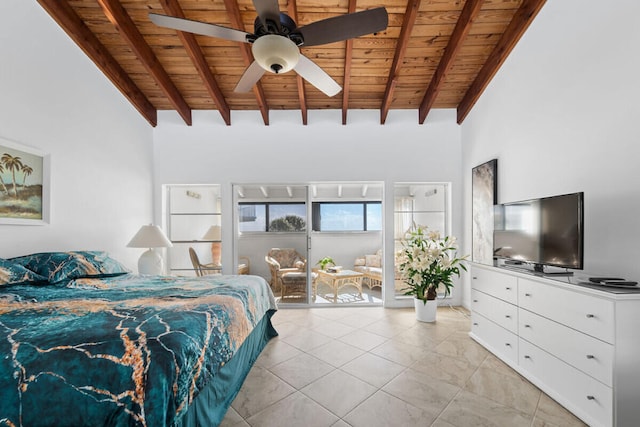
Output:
(127, 224), (173, 275)
(202, 225), (222, 266)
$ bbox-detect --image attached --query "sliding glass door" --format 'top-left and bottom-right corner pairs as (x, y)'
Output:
(234, 184), (310, 305)
(233, 182), (384, 306)
(309, 183), (383, 305)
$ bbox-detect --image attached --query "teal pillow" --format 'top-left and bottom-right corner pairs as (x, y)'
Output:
(10, 251), (129, 284)
(0, 258), (48, 286)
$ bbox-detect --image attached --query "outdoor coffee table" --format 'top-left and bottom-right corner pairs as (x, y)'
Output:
(314, 269), (364, 303)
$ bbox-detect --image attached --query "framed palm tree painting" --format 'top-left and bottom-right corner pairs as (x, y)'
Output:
(0, 137), (50, 225)
(472, 159), (497, 265)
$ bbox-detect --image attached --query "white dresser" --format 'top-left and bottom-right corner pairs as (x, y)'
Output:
(469, 263), (640, 427)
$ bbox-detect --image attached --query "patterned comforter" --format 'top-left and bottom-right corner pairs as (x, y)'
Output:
(0, 273), (277, 426)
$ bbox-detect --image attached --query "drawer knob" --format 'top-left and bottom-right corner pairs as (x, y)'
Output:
(524, 293), (532, 297)
(505, 315), (511, 318)
(473, 299), (478, 303)
(587, 395), (595, 401)
(505, 343), (511, 347)
(524, 324), (531, 328)
(586, 314), (595, 318)
(586, 354), (595, 359)
(473, 276), (477, 280)
(505, 287), (511, 290)
(524, 355), (531, 359)
(473, 322), (478, 326)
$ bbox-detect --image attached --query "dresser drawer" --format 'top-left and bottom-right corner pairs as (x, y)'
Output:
(470, 312), (518, 365)
(471, 289), (518, 333)
(518, 278), (614, 343)
(519, 309), (614, 387)
(470, 266), (517, 304)
(519, 339), (612, 427)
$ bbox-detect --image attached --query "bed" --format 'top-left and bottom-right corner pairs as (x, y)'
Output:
(0, 251), (278, 426)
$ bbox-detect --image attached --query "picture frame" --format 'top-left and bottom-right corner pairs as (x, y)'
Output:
(0, 137), (50, 225)
(472, 159), (497, 265)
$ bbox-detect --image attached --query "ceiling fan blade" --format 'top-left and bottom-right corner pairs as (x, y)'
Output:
(234, 61), (267, 93)
(294, 55), (342, 97)
(252, 0), (281, 29)
(298, 7), (388, 47)
(149, 13), (251, 44)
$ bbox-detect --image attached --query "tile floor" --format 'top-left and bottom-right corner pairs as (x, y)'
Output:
(221, 306), (587, 427)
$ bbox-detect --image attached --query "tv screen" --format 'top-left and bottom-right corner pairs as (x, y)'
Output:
(493, 192), (584, 271)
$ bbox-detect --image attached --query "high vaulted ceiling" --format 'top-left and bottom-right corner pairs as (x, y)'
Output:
(37, 0), (546, 126)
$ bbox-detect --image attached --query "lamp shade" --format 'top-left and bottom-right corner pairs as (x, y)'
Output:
(127, 224), (173, 248)
(202, 225), (222, 241)
(252, 35), (300, 74)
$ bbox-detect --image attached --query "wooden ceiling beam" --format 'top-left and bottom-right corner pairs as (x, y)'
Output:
(341, 0), (357, 125)
(223, 0), (270, 125)
(418, 0), (484, 124)
(380, 0), (421, 124)
(160, 0), (231, 125)
(96, 0), (192, 125)
(287, 0), (307, 125)
(457, 0), (547, 124)
(36, 0), (157, 126)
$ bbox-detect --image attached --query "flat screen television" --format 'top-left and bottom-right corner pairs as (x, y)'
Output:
(493, 192), (584, 274)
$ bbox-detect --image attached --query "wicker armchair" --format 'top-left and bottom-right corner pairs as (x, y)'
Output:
(237, 256), (250, 275)
(265, 248), (308, 298)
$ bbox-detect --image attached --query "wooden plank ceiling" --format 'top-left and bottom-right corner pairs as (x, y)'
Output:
(37, 0), (546, 126)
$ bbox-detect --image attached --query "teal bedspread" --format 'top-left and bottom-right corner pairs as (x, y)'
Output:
(0, 274), (277, 426)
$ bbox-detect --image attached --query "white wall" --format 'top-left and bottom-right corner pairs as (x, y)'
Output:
(0, 1), (154, 269)
(153, 108), (463, 305)
(461, 0), (640, 306)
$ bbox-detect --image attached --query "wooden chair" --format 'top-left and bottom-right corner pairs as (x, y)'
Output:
(188, 247), (220, 277)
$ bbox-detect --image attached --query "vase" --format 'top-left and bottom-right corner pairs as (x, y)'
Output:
(414, 298), (437, 322)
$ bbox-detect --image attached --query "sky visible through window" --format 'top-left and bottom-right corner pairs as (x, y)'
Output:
(239, 202), (381, 232)
(320, 203), (381, 231)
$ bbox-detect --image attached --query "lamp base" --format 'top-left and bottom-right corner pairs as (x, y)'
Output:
(138, 248), (164, 275)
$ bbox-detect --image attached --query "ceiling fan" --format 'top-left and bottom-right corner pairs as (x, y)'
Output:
(149, 0), (388, 97)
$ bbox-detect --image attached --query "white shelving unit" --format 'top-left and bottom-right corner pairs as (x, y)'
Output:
(166, 184), (221, 276)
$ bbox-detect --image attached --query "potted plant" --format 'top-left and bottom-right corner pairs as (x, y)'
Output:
(397, 225), (467, 322)
(316, 256), (335, 271)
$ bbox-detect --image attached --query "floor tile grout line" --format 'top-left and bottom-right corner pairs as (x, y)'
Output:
(232, 307), (576, 427)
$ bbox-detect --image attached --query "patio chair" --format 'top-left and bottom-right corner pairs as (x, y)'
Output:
(265, 248), (308, 299)
(188, 247), (221, 277)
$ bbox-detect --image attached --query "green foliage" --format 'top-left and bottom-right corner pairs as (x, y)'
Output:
(269, 215), (306, 232)
(316, 256), (335, 270)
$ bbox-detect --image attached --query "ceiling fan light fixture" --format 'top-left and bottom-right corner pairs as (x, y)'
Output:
(252, 35), (300, 74)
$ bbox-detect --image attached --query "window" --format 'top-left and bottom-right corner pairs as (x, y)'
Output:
(238, 202), (306, 232)
(394, 183), (449, 297)
(312, 201), (382, 232)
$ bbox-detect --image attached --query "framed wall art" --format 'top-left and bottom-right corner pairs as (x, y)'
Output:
(472, 159), (497, 265)
(0, 137), (50, 225)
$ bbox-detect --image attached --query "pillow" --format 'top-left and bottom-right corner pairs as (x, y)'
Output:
(365, 254), (382, 268)
(294, 260), (305, 269)
(0, 258), (48, 286)
(10, 251), (129, 284)
(354, 257), (366, 266)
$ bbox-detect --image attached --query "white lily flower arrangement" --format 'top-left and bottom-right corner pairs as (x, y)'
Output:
(397, 225), (468, 303)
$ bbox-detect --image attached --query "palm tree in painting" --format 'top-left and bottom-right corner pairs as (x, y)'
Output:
(0, 163), (9, 195)
(1, 153), (24, 198)
(21, 164), (33, 189)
